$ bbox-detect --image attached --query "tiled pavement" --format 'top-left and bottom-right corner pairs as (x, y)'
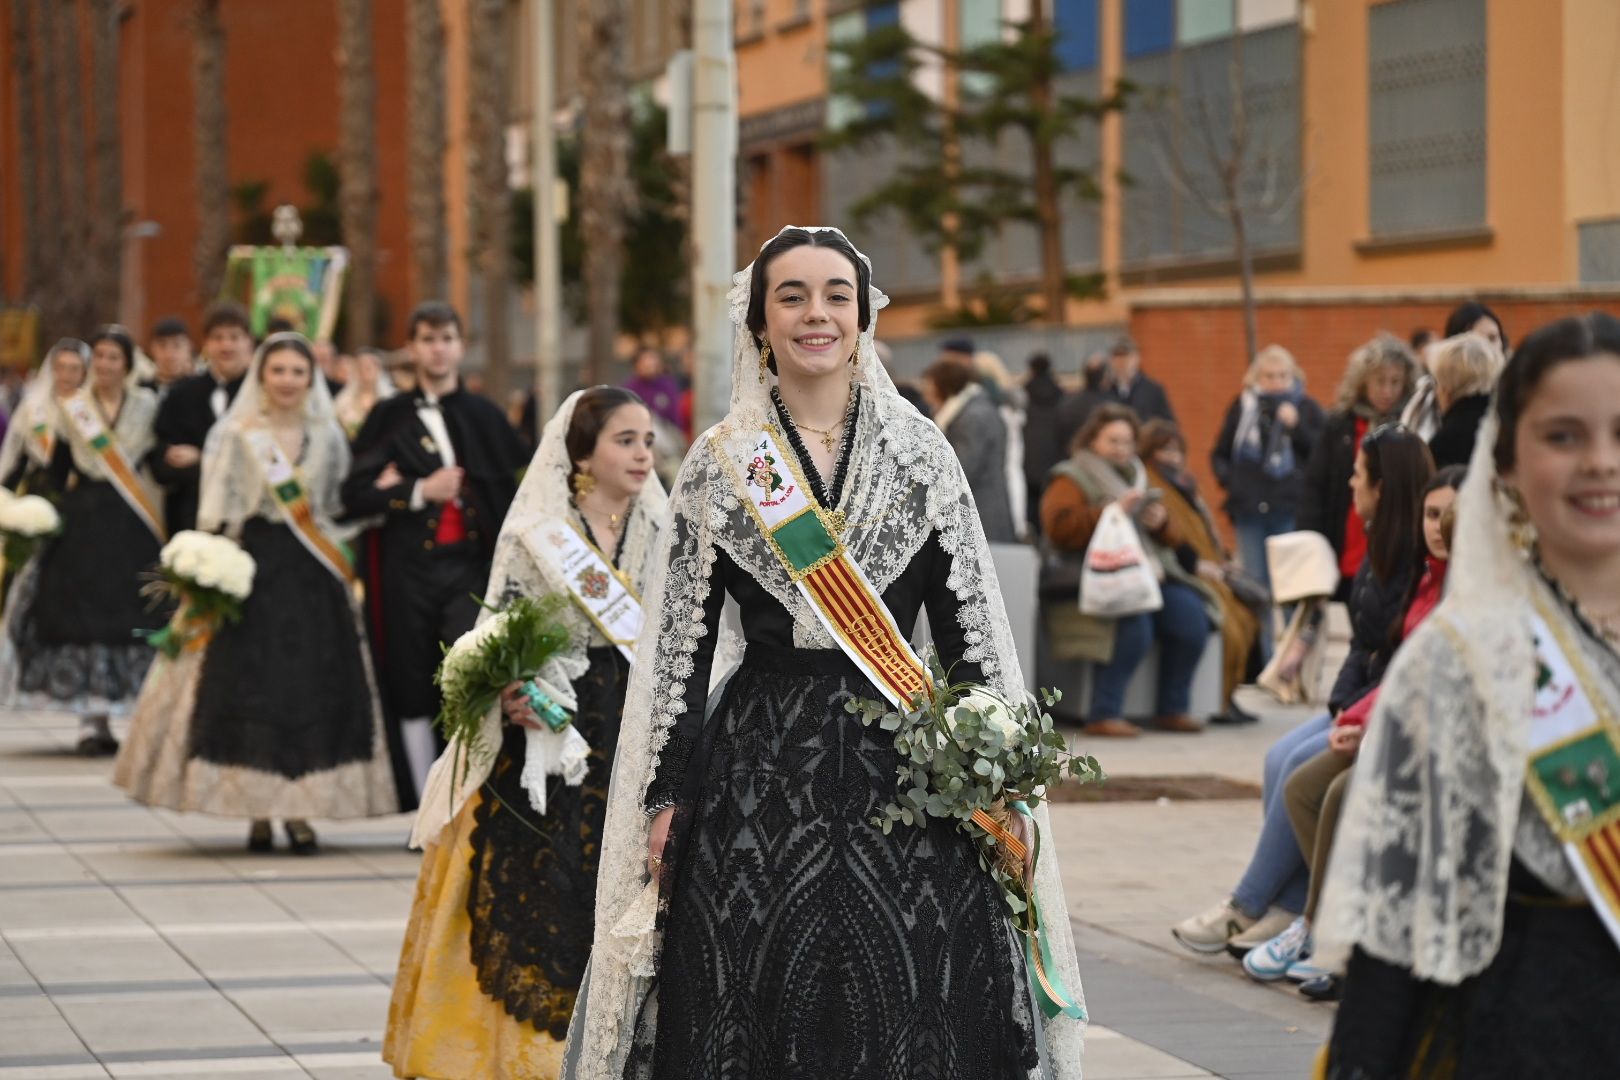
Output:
(1, 696), (1329, 1079)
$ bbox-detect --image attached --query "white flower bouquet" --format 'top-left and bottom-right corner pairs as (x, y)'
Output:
(846, 652), (1104, 914)
(434, 595), (572, 793)
(0, 490), (63, 568)
(143, 530), (256, 657)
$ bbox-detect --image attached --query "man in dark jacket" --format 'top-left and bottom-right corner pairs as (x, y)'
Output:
(1021, 354), (1065, 535)
(151, 303), (254, 532)
(1105, 336), (1176, 424)
(1054, 351), (1115, 463)
(342, 301), (527, 809)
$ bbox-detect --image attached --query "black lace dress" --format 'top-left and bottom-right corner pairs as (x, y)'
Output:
(630, 407), (1040, 1080)
(10, 440), (164, 710)
(466, 530), (632, 1039)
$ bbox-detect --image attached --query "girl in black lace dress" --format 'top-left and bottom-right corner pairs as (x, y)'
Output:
(386, 387), (664, 1080)
(563, 228), (1085, 1080)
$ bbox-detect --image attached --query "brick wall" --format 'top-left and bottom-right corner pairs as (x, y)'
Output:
(1126, 290), (1620, 540)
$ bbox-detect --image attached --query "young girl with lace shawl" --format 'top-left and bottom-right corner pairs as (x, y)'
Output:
(1316, 313), (1620, 1077)
(562, 227), (1086, 1080)
(113, 334), (396, 852)
(0, 339), (88, 495)
(385, 386), (666, 1080)
(0, 327), (167, 756)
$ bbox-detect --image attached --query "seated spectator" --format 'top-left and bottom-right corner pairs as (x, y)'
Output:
(923, 358), (1017, 543)
(1104, 336), (1175, 423)
(1425, 332), (1504, 469)
(1172, 426), (1434, 960)
(1277, 465), (1464, 1001)
(1300, 335), (1417, 591)
(1142, 420), (1261, 723)
(1211, 344), (1325, 653)
(1040, 405), (1214, 737)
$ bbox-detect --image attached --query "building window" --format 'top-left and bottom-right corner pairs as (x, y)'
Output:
(1120, 2), (1302, 267)
(1054, 0), (1099, 71)
(1579, 219), (1620, 284)
(1367, 0), (1487, 237)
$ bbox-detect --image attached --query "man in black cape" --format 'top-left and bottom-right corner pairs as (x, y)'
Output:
(342, 301), (526, 810)
(151, 302), (254, 533)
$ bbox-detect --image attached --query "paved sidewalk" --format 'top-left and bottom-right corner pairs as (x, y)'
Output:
(1, 699), (1325, 1079)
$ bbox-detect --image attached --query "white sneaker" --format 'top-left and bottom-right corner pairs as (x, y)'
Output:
(1224, 907), (1298, 958)
(1285, 956), (1335, 983)
(1242, 917), (1312, 982)
(1171, 898), (1258, 954)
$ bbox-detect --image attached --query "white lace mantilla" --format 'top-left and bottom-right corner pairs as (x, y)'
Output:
(566, 226), (1085, 1079)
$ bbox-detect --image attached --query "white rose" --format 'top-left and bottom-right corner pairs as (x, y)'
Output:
(956, 687), (1022, 746)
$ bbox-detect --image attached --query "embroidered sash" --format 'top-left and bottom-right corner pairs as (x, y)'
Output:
(31, 418), (54, 462)
(522, 517), (641, 662)
(242, 428), (354, 584)
(58, 395), (166, 542)
(718, 425), (931, 709)
(1527, 598), (1620, 950)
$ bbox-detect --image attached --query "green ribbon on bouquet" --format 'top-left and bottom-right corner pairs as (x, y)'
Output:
(1011, 800), (1087, 1022)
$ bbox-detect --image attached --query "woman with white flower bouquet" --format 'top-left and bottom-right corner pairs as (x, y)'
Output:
(115, 333), (396, 853)
(386, 386), (666, 1080)
(0, 327), (167, 756)
(564, 229), (1086, 1080)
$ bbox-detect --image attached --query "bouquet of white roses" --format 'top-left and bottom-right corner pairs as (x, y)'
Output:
(142, 530), (256, 658)
(0, 490), (62, 568)
(846, 652), (1104, 914)
(434, 595), (572, 796)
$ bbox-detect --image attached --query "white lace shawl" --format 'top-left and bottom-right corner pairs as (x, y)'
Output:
(408, 388), (668, 848)
(0, 345), (81, 484)
(1315, 413), (1593, 985)
(566, 227), (1085, 1079)
(59, 385), (161, 486)
(195, 334), (350, 539)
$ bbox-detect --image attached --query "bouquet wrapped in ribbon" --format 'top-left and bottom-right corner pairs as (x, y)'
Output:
(847, 653), (1102, 1018)
(434, 595), (580, 815)
(0, 490), (62, 569)
(142, 531), (256, 658)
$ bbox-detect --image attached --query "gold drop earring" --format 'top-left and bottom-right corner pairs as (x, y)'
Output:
(572, 469), (597, 498)
(757, 341), (772, 383)
(1501, 482), (1536, 558)
(849, 347), (861, 379)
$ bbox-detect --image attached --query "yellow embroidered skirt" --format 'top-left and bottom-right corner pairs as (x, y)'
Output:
(383, 790), (566, 1080)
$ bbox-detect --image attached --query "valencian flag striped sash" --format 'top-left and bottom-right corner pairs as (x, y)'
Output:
(717, 425), (930, 710)
(243, 429), (354, 584)
(58, 395), (167, 543)
(1527, 597), (1620, 951)
(718, 424), (1084, 1021)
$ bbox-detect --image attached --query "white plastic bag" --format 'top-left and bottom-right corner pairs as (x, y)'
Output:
(1079, 503), (1163, 617)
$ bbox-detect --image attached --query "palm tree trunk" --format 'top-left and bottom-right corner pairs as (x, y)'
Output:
(405, 0), (447, 301)
(578, 0), (634, 385)
(7, 0), (43, 306)
(337, 0), (378, 348)
(190, 0), (229, 307)
(468, 0), (512, 399)
(89, 0), (124, 323)
(32, 0), (66, 339)
(51, 0), (93, 328)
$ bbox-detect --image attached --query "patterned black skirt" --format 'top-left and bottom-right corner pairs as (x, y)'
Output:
(467, 646), (630, 1040)
(637, 645), (1039, 1080)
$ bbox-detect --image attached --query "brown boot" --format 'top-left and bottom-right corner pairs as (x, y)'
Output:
(1153, 713), (1205, 734)
(1085, 717), (1142, 738)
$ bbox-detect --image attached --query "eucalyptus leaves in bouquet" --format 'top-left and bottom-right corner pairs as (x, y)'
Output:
(433, 594), (571, 795)
(845, 650), (1104, 916)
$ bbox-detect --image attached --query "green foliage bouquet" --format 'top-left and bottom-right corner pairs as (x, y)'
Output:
(846, 651), (1103, 913)
(433, 594), (571, 791)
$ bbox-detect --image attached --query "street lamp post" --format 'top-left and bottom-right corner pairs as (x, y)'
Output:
(532, 0), (562, 424)
(690, 0), (736, 435)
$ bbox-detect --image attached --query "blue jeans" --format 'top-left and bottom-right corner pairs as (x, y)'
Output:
(1088, 581), (1210, 720)
(1231, 711), (1333, 918)
(1232, 509), (1296, 660)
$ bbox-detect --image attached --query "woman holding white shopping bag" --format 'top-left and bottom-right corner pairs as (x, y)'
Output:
(1040, 403), (1217, 736)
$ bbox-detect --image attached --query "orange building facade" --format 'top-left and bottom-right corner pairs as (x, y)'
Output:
(1, 0), (416, 348)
